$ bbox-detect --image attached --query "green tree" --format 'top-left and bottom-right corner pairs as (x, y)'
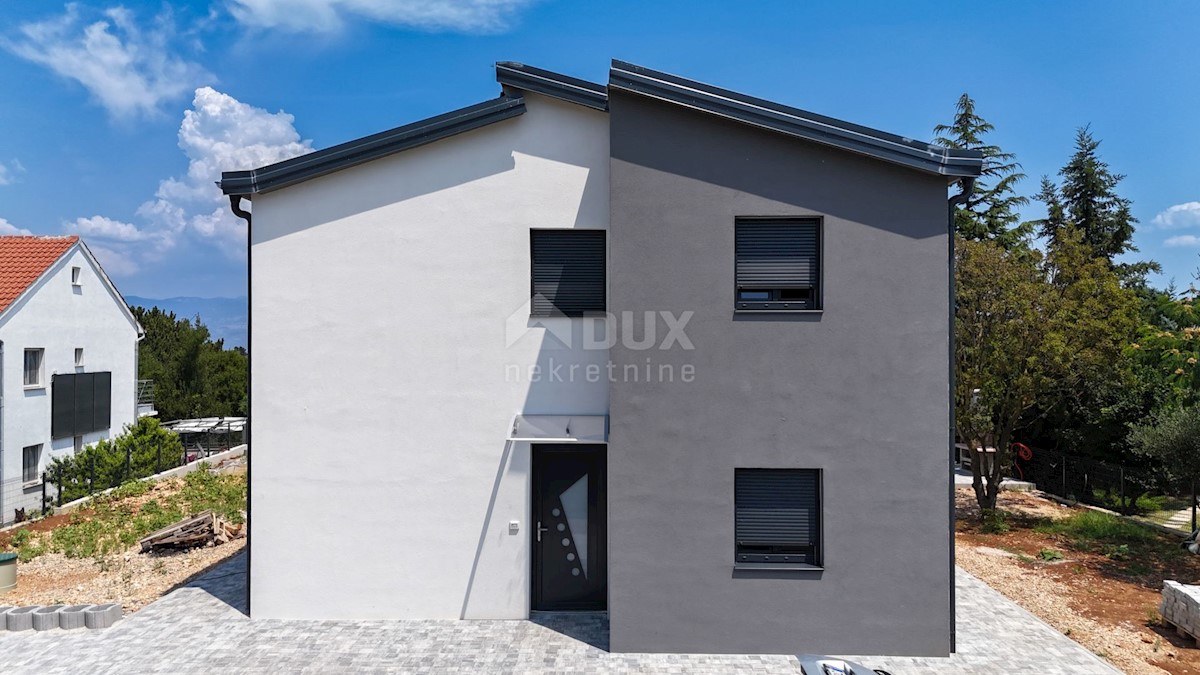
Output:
(1035, 127), (1155, 282)
(956, 227), (1140, 512)
(1129, 406), (1200, 486)
(934, 93), (1030, 247)
(133, 306), (247, 421)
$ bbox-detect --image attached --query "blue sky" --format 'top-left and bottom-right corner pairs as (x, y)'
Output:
(0, 0), (1197, 298)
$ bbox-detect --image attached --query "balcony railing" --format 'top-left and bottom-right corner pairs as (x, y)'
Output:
(136, 379), (156, 417)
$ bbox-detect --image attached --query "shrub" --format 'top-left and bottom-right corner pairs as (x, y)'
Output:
(49, 417), (184, 502)
(981, 509), (1011, 534)
(1039, 548), (1064, 561)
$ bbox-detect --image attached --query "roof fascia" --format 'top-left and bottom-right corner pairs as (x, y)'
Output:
(495, 62), (608, 111)
(608, 60), (983, 178)
(221, 94), (526, 196)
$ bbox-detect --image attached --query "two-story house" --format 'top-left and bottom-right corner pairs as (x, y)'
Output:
(219, 61), (982, 656)
(0, 236), (142, 522)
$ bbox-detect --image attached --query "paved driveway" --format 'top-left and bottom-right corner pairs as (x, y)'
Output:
(0, 552), (1119, 674)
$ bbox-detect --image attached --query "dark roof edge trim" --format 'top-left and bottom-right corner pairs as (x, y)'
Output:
(608, 60), (983, 178)
(496, 62), (608, 111)
(220, 94), (527, 196)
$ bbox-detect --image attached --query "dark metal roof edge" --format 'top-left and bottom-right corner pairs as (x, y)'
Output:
(220, 95), (527, 195)
(495, 62), (608, 111)
(608, 60), (983, 177)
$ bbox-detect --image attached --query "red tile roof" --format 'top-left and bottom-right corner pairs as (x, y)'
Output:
(0, 236), (79, 314)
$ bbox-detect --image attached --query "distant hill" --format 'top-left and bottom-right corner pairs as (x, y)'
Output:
(126, 296), (248, 348)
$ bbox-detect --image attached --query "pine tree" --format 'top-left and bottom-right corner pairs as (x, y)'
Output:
(1036, 126), (1138, 261)
(934, 93), (1030, 247)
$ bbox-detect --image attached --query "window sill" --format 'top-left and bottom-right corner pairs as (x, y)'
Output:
(733, 562), (823, 572)
(733, 309), (823, 315)
(23, 385), (45, 391)
(22, 480), (42, 490)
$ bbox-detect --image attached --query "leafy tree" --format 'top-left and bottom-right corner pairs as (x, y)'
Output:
(1129, 406), (1200, 487)
(956, 227), (1140, 512)
(133, 306), (247, 421)
(1131, 289), (1200, 407)
(934, 93), (1030, 247)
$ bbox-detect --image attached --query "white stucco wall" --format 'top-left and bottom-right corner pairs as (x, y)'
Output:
(0, 245), (140, 521)
(249, 93), (610, 619)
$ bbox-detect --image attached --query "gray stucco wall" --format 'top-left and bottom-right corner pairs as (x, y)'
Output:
(606, 91), (952, 656)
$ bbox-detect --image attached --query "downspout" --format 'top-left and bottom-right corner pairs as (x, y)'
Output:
(946, 175), (974, 654)
(230, 195), (252, 227)
(226, 192), (252, 615)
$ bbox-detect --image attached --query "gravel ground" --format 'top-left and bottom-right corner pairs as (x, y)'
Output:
(956, 541), (1166, 674)
(2, 538), (245, 612)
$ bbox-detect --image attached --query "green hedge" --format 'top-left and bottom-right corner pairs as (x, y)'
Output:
(49, 417), (185, 503)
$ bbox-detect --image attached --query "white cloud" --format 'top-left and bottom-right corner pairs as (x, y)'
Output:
(0, 159), (25, 186)
(0, 217), (34, 236)
(86, 244), (140, 277)
(68, 87), (313, 271)
(1165, 235), (1200, 248)
(4, 5), (212, 119)
(138, 86), (313, 257)
(1153, 202), (1200, 230)
(68, 215), (148, 242)
(228, 0), (539, 33)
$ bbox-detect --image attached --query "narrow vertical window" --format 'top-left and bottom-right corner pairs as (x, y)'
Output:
(75, 348), (84, 367)
(23, 348), (44, 387)
(71, 266), (81, 285)
(23, 444), (42, 483)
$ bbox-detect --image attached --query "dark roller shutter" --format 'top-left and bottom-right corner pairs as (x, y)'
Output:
(92, 372), (112, 432)
(735, 219), (819, 290)
(531, 230), (606, 316)
(52, 374), (76, 439)
(735, 469), (820, 565)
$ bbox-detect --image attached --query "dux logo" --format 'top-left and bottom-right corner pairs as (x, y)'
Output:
(505, 296), (695, 351)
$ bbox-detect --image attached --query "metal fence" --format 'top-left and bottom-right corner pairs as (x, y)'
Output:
(1, 442), (204, 525)
(1012, 446), (1192, 518)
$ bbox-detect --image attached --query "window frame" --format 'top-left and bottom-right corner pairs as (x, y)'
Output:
(734, 468), (824, 570)
(529, 228), (607, 318)
(22, 444), (42, 485)
(71, 266), (82, 286)
(75, 347), (85, 367)
(733, 217), (823, 313)
(23, 348), (45, 388)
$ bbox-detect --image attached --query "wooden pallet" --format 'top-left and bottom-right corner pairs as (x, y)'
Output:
(1163, 616), (1199, 644)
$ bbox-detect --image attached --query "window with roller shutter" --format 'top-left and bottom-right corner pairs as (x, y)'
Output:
(735, 468), (822, 567)
(530, 229), (606, 317)
(735, 218), (821, 311)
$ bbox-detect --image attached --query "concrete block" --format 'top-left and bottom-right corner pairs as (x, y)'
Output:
(59, 604), (91, 630)
(0, 607), (12, 632)
(84, 603), (122, 629)
(6, 606), (38, 631)
(32, 605), (63, 631)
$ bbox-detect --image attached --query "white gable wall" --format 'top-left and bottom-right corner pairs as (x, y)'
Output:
(249, 93), (610, 619)
(0, 246), (140, 522)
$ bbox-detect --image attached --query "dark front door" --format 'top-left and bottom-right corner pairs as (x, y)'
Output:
(532, 444), (607, 611)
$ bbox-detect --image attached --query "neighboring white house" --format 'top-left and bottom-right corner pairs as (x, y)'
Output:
(0, 236), (143, 523)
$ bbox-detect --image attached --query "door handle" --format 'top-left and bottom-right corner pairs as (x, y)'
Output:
(536, 521), (549, 542)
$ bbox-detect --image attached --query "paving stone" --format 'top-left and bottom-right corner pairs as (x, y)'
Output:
(0, 552), (1119, 674)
